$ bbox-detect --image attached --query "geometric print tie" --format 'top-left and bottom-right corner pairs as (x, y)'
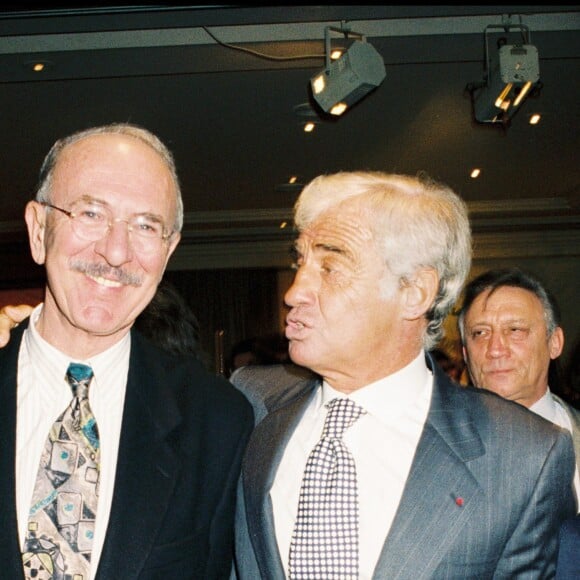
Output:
(289, 397), (366, 580)
(22, 363), (99, 580)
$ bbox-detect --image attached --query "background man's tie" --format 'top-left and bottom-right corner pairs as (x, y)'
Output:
(22, 363), (100, 580)
(289, 397), (366, 580)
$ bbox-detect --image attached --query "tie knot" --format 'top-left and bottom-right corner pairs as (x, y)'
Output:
(66, 362), (94, 399)
(322, 397), (366, 440)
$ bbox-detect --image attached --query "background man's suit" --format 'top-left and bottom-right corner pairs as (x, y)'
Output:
(556, 513), (580, 579)
(1, 320), (254, 579)
(552, 392), (580, 462)
(231, 357), (577, 579)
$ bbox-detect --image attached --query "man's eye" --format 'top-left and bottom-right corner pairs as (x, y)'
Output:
(79, 207), (106, 222)
(137, 220), (162, 235)
(471, 329), (487, 339)
(510, 327), (528, 336)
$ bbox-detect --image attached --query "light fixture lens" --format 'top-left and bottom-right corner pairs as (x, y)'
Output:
(304, 122), (315, 133)
(330, 49), (343, 60)
(329, 102), (348, 116)
(470, 168), (481, 179)
(529, 113), (541, 125)
(513, 81), (532, 108)
(289, 176), (297, 184)
(32, 63), (45, 72)
(312, 74), (326, 95)
(495, 83), (513, 109)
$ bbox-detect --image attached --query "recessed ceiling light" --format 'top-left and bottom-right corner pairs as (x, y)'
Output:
(25, 60), (53, 72)
(289, 176), (297, 184)
(470, 168), (481, 179)
(529, 114), (541, 125)
(304, 122), (315, 133)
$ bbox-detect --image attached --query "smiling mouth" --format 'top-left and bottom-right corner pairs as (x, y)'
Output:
(87, 274), (123, 288)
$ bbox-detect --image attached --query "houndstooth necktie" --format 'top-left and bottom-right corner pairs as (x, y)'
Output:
(22, 363), (100, 580)
(289, 397), (366, 580)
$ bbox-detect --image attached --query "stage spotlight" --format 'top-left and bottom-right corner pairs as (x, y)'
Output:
(469, 20), (540, 127)
(310, 26), (386, 117)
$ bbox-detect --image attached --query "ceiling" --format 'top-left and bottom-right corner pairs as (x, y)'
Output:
(0, 4), (579, 287)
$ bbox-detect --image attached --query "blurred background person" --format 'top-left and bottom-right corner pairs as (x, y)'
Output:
(227, 332), (289, 377)
(134, 279), (210, 367)
(429, 346), (466, 384)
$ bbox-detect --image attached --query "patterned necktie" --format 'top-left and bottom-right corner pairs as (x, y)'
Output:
(289, 397), (366, 580)
(22, 363), (100, 580)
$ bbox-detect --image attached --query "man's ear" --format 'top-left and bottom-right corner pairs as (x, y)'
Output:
(401, 267), (439, 321)
(162, 231), (181, 271)
(25, 201), (47, 265)
(548, 326), (564, 360)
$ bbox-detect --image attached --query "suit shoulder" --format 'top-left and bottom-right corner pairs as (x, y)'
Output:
(231, 363), (316, 422)
(132, 330), (253, 421)
(459, 383), (572, 441)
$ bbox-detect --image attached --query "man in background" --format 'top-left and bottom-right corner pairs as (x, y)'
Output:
(231, 171), (577, 579)
(458, 267), (580, 506)
(0, 123), (253, 579)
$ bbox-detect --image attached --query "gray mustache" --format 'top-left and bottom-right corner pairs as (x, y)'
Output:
(70, 261), (143, 287)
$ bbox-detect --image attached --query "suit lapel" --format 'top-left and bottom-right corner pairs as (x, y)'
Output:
(0, 323), (28, 580)
(95, 331), (184, 579)
(243, 377), (318, 578)
(373, 362), (485, 579)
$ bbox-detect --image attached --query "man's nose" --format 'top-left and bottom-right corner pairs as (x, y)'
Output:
(93, 219), (134, 266)
(486, 330), (510, 357)
(284, 264), (318, 308)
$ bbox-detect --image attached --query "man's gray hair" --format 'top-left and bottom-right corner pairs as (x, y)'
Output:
(294, 171), (472, 350)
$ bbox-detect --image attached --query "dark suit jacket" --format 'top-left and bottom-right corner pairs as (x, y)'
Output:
(0, 320), (254, 579)
(231, 357), (577, 579)
(555, 514), (580, 579)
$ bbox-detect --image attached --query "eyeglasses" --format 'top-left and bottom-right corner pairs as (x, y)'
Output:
(41, 199), (174, 255)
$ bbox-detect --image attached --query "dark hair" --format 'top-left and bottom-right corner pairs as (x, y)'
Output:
(457, 267), (561, 344)
(134, 280), (208, 367)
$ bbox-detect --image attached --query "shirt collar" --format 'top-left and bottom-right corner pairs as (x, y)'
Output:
(321, 351), (432, 421)
(25, 302), (131, 387)
(529, 388), (557, 422)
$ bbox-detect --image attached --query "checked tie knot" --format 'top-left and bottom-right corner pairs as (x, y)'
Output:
(322, 397), (366, 440)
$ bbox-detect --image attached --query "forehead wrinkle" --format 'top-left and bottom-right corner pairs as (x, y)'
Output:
(315, 242), (345, 254)
(305, 212), (373, 257)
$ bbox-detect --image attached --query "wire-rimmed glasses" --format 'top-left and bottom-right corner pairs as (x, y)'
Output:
(41, 198), (174, 255)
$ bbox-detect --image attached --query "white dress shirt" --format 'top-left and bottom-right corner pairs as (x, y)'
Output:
(271, 352), (433, 580)
(531, 389), (580, 508)
(16, 303), (130, 580)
